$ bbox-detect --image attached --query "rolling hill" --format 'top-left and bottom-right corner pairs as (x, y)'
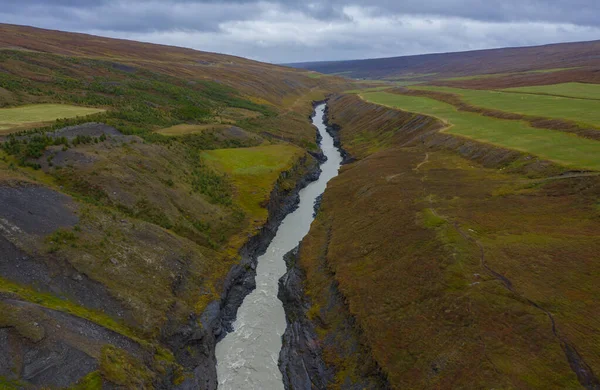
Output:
(0, 23), (351, 389)
(289, 39), (600, 82)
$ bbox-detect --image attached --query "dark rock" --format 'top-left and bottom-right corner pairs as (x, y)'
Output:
(49, 123), (122, 139)
(0, 298), (146, 388)
(323, 105), (355, 165)
(313, 194), (323, 217)
(0, 184), (79, 236)
(278, 247), (334, 390)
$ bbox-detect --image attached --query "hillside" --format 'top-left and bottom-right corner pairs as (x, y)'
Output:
(289, 39), (600, 82)
(0, 23), (352, 389)
(280, 40), (600, 389)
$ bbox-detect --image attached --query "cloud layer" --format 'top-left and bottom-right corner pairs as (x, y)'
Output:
(1, 1), (600, 63)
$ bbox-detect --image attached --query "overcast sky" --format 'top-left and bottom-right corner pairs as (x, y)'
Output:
(1, 1), (600, 63)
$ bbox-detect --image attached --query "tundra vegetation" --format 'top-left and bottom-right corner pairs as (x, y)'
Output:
(290, 54), (600, 389)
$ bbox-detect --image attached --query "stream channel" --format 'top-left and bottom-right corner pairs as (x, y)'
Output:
(215, 103), (342, 389)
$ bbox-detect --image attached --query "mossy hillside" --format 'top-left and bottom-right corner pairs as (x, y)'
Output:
(0, 277), (141, 342)
(0, 104), (105, 133)
(100, 345), (154, 388)
(0, 133), (316, 387)
(0, 300), (45, 342)
(237, 89), (330, 152)
(0, 24), (355, 388)
(326, 93), (443, 159)
(0, 49), (274, 137)
(0, 97), (323, 389)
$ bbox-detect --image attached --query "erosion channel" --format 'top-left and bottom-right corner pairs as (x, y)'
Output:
(215, 103), (343, 389)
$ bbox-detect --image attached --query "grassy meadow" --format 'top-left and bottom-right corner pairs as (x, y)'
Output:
(441, 67), (583, 82)
(0, 104), (104, 133)
(202, 144), (304, 220)
(504, 82), (600, 100)
(411, 85), (600, 127)
(361, 91), (600, 170)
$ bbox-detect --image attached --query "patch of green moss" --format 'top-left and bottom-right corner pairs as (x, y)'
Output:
(100, 345), (153, 388)
(69, 371), (103, 390)
(0, 377), (26, 389)
(419, 208), (447, 229)
(46, 227), (79, 253)
(0, 301), (45, 343)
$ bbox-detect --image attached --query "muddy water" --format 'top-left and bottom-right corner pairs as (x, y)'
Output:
(215, 103), (342, 389)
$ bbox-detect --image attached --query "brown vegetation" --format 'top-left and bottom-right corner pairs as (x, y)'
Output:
(296, 93), (600, 388)
(292, 39), (600, 81)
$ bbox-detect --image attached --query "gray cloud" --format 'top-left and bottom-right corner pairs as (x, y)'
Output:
(1, 0), (599, 63)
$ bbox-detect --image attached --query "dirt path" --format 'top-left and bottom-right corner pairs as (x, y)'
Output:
(414, 152), (430, 171)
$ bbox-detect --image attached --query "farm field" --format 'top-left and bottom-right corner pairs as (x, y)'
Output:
(441, 67), (582, 81)
(411, 85), (600, 127)
(361, 91), (600, 170)
(0, 104), (105, 133)
(503, 82), (600, 100)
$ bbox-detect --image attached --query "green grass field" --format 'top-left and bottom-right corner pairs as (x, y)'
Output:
(412, 85), (600, 127)
(0, 104), (105, 132)
(305, 72), (324, 79)
(202, 144), (303, 218)
(504, 82), (600, 100)
(441, 67), (582, 81)
(361, 91), (600, 170)
(344, 86), (394, 94)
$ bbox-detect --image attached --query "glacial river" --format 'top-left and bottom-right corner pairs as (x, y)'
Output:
(215, 103), (343, 389)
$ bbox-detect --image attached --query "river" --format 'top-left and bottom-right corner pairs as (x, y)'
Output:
(215, 103), (343, 389)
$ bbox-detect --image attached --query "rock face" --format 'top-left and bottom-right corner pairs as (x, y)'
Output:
(322, 105), (354, 165)
(0, 298), (147, 388)
(278, 247), (334, 390)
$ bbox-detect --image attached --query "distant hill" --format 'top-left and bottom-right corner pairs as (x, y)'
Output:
(0, 23), (348, 106)
(288, 40), (600, 80)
